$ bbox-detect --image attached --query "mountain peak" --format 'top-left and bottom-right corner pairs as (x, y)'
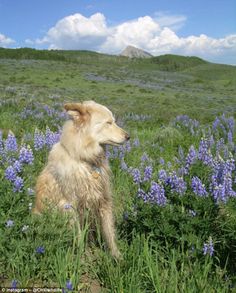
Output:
(120, 45), (152, 58)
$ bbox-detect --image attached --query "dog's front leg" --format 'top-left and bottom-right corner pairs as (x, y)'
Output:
(99, 203), (121, 259)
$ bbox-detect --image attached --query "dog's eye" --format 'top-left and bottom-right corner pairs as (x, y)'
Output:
(106, 121), (112, 125)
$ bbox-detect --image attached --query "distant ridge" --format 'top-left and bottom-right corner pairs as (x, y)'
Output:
(120, 45), (153, 58)
(151, 54), (208, 71)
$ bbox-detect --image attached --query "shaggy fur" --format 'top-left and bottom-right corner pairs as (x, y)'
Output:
(33, 101), (129, 258)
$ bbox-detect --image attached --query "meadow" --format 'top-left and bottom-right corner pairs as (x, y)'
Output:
(0, 48), (236, 292)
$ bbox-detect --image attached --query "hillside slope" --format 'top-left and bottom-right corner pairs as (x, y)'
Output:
(0, 47), (235, 77)
(151, 54), (207, 71)
(0, 47), (235, 125)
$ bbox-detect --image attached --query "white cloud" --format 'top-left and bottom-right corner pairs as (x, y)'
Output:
(0, 33), (15, 47)
(33, 12), (236, 64)
(37, 13), (108, 50)
(154, 12), (187, 31)
(101, 16), (161, 53)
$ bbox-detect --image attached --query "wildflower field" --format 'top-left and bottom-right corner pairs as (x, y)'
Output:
(0, 48), (236, 292)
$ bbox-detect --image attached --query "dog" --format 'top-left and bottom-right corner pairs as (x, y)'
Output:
(33, 100), (130, 258)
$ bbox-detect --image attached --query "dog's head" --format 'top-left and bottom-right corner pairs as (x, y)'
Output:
(64, 101), (130, 146)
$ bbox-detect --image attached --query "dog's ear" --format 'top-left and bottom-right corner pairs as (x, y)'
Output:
(64, 103), (89, 121)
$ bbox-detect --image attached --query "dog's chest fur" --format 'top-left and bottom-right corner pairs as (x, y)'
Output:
(48, 143), (111, 206)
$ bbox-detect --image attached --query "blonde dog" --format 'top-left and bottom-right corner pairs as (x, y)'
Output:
(33, 101), (129, 258)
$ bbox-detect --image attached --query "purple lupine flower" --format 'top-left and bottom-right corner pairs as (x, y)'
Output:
(137, 188), (148, 202)
(148, 181), (167, 206)
(13, 160), (22, 173)
(120, 159), (128, 171)
(214, 159), (225, 183)
(45, 127), (53, 147)
(185, 145), (197, 174)
(159, 157), (165, 165)
(141, 153), (149, 162)
(36, 246), (45, 254)
(198, 137), (207, 155)
(6, 220), (14, 227)
(198, 138), (214, 166)
(43, 105), (56, 117)
(211, 158), (236, 202)
(228, 131), (234, 150)
(212, 182), (226, 203)
(131, 168), (141, 184)
(177, 167), (186, 177)
(13, 176), (24, 192)
(124, 141), (131, 152)
(45, 127), (60, 148)
(59, 111), (69, 120)
(228, 131), (233, 144)
(189, 210), (197, 217)
(133, 138), (140, 147)
(118, 148), (125, 159)
(5, 166), (16, 182)
(191, 176), (208, 197)
(216, 138), (225, 155)
(224, 158), (235, 173)
(223, 147), (230, 160)
(34, 129), (45, 150)
(228, 116), (234, 133)
(158, 169), (167, 182)
(166, 172), (187, 195)
(11, 280), (18, 289)
(143, 165), (152, 182)
(112, 147), (119, 158)
(173, 115), (199, 134)
(105, 146), (111, 159)
(19, 145), (34, 164)
(212, 117), (220, 131)
(219, 122), (227, 137)
(224, 171), (236, 197)
(5, 133), (18, 152)
(203, 238), (214, 256)
(220, 114), (234, 133)
(66, 280), (73, 291)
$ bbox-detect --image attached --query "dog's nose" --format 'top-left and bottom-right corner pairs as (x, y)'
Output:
(125, 133), (130, 141)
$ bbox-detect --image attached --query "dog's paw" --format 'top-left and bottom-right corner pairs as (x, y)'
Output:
(111, 249), (122, 261)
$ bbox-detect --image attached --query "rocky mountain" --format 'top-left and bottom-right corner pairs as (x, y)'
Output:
(120, 45), (153, 58)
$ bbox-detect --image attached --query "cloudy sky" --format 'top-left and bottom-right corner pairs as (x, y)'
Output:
(0, 0), (235, 64)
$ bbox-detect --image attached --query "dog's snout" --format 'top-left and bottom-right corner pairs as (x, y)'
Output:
(125, 133), (130, 141)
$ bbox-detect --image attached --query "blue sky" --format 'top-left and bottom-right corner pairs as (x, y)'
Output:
(0, 0), (235, 64)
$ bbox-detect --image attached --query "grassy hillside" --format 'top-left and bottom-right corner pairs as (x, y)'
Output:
(151, 54), (207, 71)
(0, 48), (236, 291)
(0, 47), (235, 127)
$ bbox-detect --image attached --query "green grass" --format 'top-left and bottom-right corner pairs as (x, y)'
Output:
(92, 235), (231, 293)
(0, 48), (236, 292)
